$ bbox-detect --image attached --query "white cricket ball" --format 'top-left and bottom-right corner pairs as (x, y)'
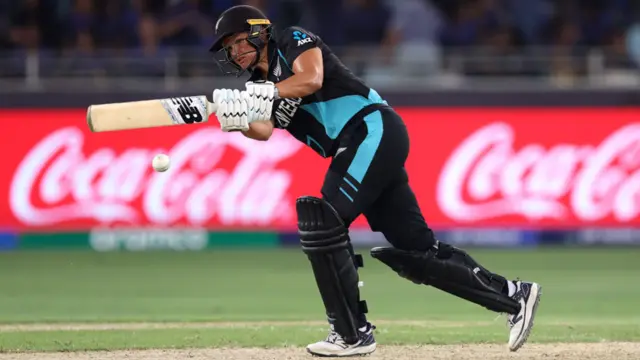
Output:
(152, 154), (171, 172)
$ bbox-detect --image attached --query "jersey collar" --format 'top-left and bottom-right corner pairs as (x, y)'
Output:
(248, 37), (279, 80)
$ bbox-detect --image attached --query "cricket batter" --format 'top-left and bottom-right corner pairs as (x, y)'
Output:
(209, 5), (542, 357)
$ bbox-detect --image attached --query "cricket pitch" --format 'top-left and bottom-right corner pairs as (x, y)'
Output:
(0, 322), (638, 360)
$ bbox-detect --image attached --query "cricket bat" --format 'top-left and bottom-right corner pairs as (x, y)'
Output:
(86, 96), (218, 133)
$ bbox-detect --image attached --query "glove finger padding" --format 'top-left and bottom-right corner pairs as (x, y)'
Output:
(240, 97), (248, 123)
(217, 101), (227, 121)
(242, 91), (257, 123)
(258, 85), (267, 98)
(213, 88), (247, 132)
(218, 103), (232, 131)
(227, 98), (238, 130)
(214, 88), (230, 103)
(265, 90), (274, 118)
(243, 90), (254, 110)
(212, 89), (221, 105)
(233, 97), (243, 128)
(245, 81), (276, 122)
(226, 89), (235, 101)
(257, 96), (266, 117)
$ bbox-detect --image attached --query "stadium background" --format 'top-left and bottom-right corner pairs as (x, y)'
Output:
(0, 0), (639, 355)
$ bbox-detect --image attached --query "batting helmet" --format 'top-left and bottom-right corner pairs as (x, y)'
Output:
(210, 5), (273, 76)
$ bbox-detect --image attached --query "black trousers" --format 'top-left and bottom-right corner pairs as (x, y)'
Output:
(322, 104), (436, 252)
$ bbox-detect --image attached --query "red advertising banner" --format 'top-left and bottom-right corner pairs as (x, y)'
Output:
(1, 108), (639, 231)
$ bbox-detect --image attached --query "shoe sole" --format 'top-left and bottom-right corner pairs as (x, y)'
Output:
(509, 283), (542, 352)
(307, 343), (377, 357)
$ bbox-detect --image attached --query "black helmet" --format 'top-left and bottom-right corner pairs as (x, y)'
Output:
(210, 5), (273, 77)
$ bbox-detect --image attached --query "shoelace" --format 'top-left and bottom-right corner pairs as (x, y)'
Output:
(326, 330), (343, 344)
(325, 324), (375, 343)
(495, 279), (522, 329)
(493, 313), (513, 328)
(491, 312), (521, 330)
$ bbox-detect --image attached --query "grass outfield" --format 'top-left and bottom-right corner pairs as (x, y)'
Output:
(0, 247), (639, 358)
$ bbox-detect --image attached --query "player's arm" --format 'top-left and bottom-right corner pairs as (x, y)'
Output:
(241, 50), (321, 137)
(241, 119), (273, 141)
(274, 48), (324, 98)
(239, 28), (323, 139)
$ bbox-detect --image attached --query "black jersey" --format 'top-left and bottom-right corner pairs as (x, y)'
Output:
(249, 26), (387, 158)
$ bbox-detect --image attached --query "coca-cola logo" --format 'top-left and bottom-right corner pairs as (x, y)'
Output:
(10, 127), (304, 227)
(437, 122), (640, 223)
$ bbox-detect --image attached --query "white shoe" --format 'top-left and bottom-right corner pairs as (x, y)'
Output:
(306, 323), (376, 357)
(507, 281), (542, 351)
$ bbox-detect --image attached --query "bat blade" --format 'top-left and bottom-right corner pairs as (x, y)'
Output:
(87, 96), (215, 133)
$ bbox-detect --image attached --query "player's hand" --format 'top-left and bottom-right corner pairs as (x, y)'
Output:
(244, 81), (277, 122)
(212, 89), (249, 132)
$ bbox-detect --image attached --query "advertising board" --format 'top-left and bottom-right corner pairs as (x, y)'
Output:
(1, 108), (638, 231)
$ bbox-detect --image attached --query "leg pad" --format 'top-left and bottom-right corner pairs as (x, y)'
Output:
(371, 242), (520, 314)
(298, 196), (367, 344)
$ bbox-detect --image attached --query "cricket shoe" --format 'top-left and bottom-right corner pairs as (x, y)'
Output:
(507, 280), (542, 351)
(307, 323), (376, 357)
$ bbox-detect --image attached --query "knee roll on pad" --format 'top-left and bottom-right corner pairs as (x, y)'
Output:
(297, 196), (364, 268)
(297, 196), (367, 344)
(371, 242), (519, 314)
(297, 196), (348, 253)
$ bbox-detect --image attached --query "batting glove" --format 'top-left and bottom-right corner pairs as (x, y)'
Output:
(245, 81), (278, 122)
(213, 89), (249, 132)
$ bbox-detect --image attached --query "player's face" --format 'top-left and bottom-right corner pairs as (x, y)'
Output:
(223, 32), (257, 70)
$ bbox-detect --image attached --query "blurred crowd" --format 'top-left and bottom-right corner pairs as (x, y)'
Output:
(0, 0), (639, 79)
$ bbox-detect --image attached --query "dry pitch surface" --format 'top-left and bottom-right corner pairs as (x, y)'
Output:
(2, 343), (639, 360)
(0, 323), (638, 360)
